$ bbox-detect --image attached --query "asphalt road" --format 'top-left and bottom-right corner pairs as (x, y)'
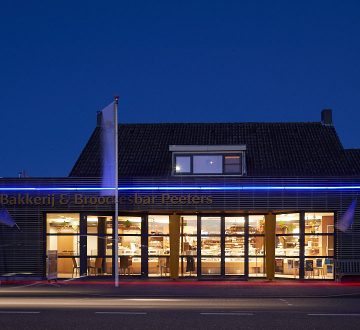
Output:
(0, 296), (360, 329)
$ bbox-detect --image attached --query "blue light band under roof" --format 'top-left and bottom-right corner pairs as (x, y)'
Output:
(1, 185), (360, 191)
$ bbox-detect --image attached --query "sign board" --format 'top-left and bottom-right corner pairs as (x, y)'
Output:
(47, 250), (58, 280)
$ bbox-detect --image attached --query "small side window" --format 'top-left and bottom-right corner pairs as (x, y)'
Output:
(175, 156), (191, 173)
(224, 155), (242, 173)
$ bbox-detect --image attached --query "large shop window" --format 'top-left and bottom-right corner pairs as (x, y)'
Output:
(248, 215), (265, 277)
(86, 215), (113, 276)
(304, 213), (334, 279)
(148, 215), (170, 277)
(201, 216), (221, 275)
(275, 213), (300, 279)
(46, 213), (80, 278)
(179, 215), (197, 277)
(225, 216), (245, 276)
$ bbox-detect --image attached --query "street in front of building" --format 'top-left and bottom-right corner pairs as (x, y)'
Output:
(1, 280), (360, 329)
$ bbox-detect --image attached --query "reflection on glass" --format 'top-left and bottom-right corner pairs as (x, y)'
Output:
(225, 258), (245, 275)
(181, 215), (197, 235)
(249, 215), (265, 234)
(201, 216), (221, 235)
(275, 235), (299, 256)
(46, 213), (79, 234)
(149, 236), (170, 255)
(225, 237), (244, 256)
(201, 257), (221, 275)
(225, 217), (245, 234)
(305, 213), (334, 234)
(201, 237), (221, 256)
(118, 216), (142, 234)
(248, 236), (264, 255)
(276, 213), (300, 234)
(148, 215), (169, 235)
(275, 258), (299, 278)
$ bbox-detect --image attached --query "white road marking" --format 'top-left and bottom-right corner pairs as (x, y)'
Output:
(200, 312), (254, 316)
(95, 312), (147, 315)
(308, 314), (360, 316)
(0, 311), (40, 314)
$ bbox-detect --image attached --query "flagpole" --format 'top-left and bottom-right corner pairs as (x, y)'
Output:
(114, 96), (119, 287)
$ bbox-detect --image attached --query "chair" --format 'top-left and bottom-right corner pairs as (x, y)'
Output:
(72, 257), (80, 278)
(120, 256), (133, 275)
(159, 257), (170, 276)
(88, 257), (103, 275)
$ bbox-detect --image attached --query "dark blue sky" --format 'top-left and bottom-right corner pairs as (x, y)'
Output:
(1, 0), (360, 177)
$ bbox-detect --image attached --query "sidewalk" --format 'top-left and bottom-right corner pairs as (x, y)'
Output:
(2, 278), (360, 298)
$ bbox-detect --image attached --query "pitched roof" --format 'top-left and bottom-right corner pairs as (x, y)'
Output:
(69, 122), (358, 177)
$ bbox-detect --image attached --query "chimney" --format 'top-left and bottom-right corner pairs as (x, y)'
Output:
(96, 111), (102, 127)
(321, 109), (333, 126)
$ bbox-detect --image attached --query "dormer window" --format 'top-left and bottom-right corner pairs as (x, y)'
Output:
(170, 145), (246, 176)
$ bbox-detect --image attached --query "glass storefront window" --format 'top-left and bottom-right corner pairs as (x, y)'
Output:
(148, 257), (170, 277)
(180, 236), (197, 255)
(181, 215), (197, 235)
(275, 258), (300, 278)
(149, 236), (170, 255)
(148, 215), (169, 235)
(119, 256), (141, 275)
(201, 237), (221, 256)
(225, 257), (245, 275)
(179, 257), (197, 276)
(225, 217), (245, 234)
(248, 236), (264, 256)
(304, 258), (334, 279)
(201, 257), (221, 275)
(305, 213), (334, 234)
(46, 213), (79, 234)
(118, 216), (142, 235)
(201, 216), (221, 235)
(87, 257), (112, 276)
(249, 215), (265, 234)
(276, 213), (300, 234)
(87, 235), (98, 256)
(225, 237), (244, 256)
(249, 257), (265, 277)
(119, 236), (141, 256)
(305, 235), (334, 256)
(275, 235), (300, 256)
(47, 235), (79, 256)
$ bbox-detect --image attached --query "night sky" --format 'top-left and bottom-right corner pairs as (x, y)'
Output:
(1, 0), (360, 177)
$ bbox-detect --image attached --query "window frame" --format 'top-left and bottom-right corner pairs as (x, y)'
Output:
(173, 152), (245, 176)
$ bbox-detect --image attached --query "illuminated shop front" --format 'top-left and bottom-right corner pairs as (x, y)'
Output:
(43, 209), (335, 280)
(0, 109), (359, 280)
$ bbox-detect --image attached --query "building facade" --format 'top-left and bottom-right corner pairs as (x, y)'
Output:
(1, 109), (360, 280)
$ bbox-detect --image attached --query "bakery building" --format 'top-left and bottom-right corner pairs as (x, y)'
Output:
(1, 109), (360, 281)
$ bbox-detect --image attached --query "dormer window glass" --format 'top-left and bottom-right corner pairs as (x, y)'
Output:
(175, 156), (191, 174)
(193, 155), (222, 174)
(224, 155), (241, 173)
(170, 145), (246, 176)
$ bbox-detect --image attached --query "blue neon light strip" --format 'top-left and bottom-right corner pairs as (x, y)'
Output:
(1, 185), (360, 192)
